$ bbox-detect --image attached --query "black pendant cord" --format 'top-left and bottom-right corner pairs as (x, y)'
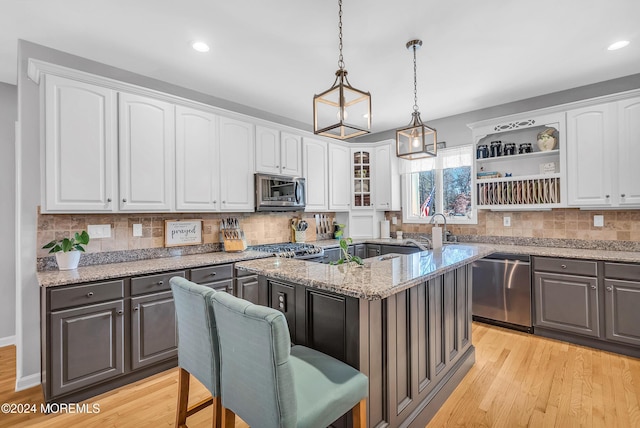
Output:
(337, 0), (345, 71)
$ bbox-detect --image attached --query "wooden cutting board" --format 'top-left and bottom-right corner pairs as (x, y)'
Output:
(305, 218), (317, 242)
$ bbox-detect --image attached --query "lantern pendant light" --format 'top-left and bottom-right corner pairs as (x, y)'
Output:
(313, 0), (371, 140)
(396, 39), (437, 159)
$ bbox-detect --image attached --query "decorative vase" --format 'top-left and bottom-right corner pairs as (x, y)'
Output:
(536, 128), (557, 151)
(55, 251), (81, 270)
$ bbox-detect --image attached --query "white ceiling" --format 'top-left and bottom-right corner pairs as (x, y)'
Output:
(2, 0), (640, 133)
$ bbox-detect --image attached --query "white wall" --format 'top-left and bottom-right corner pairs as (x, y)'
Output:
(0, 82), (16, 347)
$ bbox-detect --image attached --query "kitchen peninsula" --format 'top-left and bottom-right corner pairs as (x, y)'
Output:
(236, 244), (494, 427)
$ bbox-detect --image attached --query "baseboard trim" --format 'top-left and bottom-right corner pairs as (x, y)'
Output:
(0, 336), (16, 347)
(15, 372), (41, 392)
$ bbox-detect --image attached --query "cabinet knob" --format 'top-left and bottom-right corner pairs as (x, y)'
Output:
(591, 285), (597, 290)
(282, 166), (285, 169)
(621, 194), (626, 198)
(606, 286), (613, 292)
(122, 198), (127, 203)
(87, 292), (94, 297)
(133, 306), (139, 311)
(213, 200), (217, 204)
(222, 201), (226, 204)
(117, 310), (123, 315)
(210, 272), (217, 276)
(605, 195), (610, 198)
(560, 264), (567, 269)
(107, 198), (112, 203)
(157, 280), (164, 285)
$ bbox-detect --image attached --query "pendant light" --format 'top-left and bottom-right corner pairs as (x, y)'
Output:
(313, 0), (371, 140)
(396, 39), (437, 159)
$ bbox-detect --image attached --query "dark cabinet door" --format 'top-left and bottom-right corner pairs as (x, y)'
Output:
(534, 272), (600, 337)
(236, 274), (261, 304)
(50, 300), (125, 397)
(319, 247), (341, 264)
(366, 244), (381, 258)
(605, 279), (640, 346)
(131, 291), (178, 370)
(354, 244), (366, 259)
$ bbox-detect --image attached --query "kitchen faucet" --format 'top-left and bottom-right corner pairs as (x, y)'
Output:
(429, 213), (447, 241)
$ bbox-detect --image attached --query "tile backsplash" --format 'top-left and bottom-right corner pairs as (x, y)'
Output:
(37, 210), (333, 258)
(386, 209), (640, 242)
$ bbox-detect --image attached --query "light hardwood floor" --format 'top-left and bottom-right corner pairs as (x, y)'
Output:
(1, 323), (639, 427)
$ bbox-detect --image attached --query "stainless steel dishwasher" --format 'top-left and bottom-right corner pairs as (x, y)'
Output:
(472, 253), (532, 332)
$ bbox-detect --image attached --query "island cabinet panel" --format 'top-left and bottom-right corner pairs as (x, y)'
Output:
(380, 267), (473, 427)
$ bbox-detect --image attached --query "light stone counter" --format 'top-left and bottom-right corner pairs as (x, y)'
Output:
(236, 244), (495, 300)
(38, 250), (271, 287)
(313, 238), (640, 263)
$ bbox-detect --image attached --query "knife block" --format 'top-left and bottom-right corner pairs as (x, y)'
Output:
(219, 231), (247, 252)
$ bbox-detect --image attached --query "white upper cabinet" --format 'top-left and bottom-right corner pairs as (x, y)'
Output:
(373, 143), (401, 211)
(118, 92), (175, 211)
(219, 116), (255, 212)
(302, 138), (328, 211)
(567, 98), (640, 208)
(617, 98), (640, 206)
(328, 143), (351, 210)
(175, 106), (219, 211)
(280, 132), (302, 176)
(43, 75), (118, 212)
(255, 126), (302, 176)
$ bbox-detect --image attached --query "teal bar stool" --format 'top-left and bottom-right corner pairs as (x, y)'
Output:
(170, 277), (223, 428)
(211, 291), (369, 428)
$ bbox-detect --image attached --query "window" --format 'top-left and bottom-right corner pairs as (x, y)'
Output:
(402, 145), (476, 224)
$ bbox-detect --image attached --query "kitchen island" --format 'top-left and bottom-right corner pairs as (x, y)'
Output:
(236, 244), (494, 428)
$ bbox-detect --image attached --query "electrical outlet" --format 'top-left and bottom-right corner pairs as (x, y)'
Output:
(87, 224), (111, 239)
(503, 216), (511, 227)
(132, 223), (143, 237)
(593, 215), (604, 227)
(391, 216), (398, 225)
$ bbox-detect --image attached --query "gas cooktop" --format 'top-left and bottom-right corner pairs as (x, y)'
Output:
(250, 242), (324, 260)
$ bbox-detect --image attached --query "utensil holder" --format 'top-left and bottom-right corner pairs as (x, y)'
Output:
(294, 231), (306, 243)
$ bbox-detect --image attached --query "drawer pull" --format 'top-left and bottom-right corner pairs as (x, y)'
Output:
(606, 286), (613, 292)
(590, 285), (597, 290)
(87, 292), (94, 297)
(560, 264), (567, 269)
(157, 281), (164, 285)
(133, 306), (139, 311)
(117, 310), (123, 315)
(210, 272), (217, 276)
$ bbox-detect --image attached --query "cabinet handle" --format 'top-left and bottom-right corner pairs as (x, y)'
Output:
(133, 306), (139, 311)
(87, 292), (94, 297)
(122, 198), (127, 203)
(591, 285), (597, 290)
(560, 264), (567, 269)
(605, 195), (610, 198)
(621, 194), (626, 198)
(213, 200), (217, 203)
(222, 201), (226, 204)
(606, 286), (613, 292)
(210, 272), (217, 276)
(157, 280), (164, 285)
(107, 198), (112, 203)
(117, 310), (123, 315)
(282, 166), (285, 169)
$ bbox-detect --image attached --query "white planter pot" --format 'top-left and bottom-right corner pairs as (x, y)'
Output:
(55, 251), (81, 270)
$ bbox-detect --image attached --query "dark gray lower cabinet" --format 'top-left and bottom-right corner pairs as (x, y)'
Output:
(366, 244), (381, 258)
(236, 274), (260, 304)
(50, 300), (125, 397)
(131, 291), (177, 370)
(534, 272), (600, 337)
(533, 257), (640, 358)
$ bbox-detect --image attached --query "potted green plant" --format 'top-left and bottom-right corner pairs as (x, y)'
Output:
(42, 231), (90, 270)
(329, 237), (364, 266)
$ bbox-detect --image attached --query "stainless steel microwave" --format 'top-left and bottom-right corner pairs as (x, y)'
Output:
(255, 173), (306, 212)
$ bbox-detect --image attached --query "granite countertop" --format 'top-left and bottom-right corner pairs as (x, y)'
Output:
(37, 250), (271, 288)
(236, 244), (495, 300)
(314, 238), (640, 263)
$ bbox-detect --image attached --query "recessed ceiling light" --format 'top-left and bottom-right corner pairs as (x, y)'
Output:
(192, 41), (210, 53)
(608, 40), (630, 51)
